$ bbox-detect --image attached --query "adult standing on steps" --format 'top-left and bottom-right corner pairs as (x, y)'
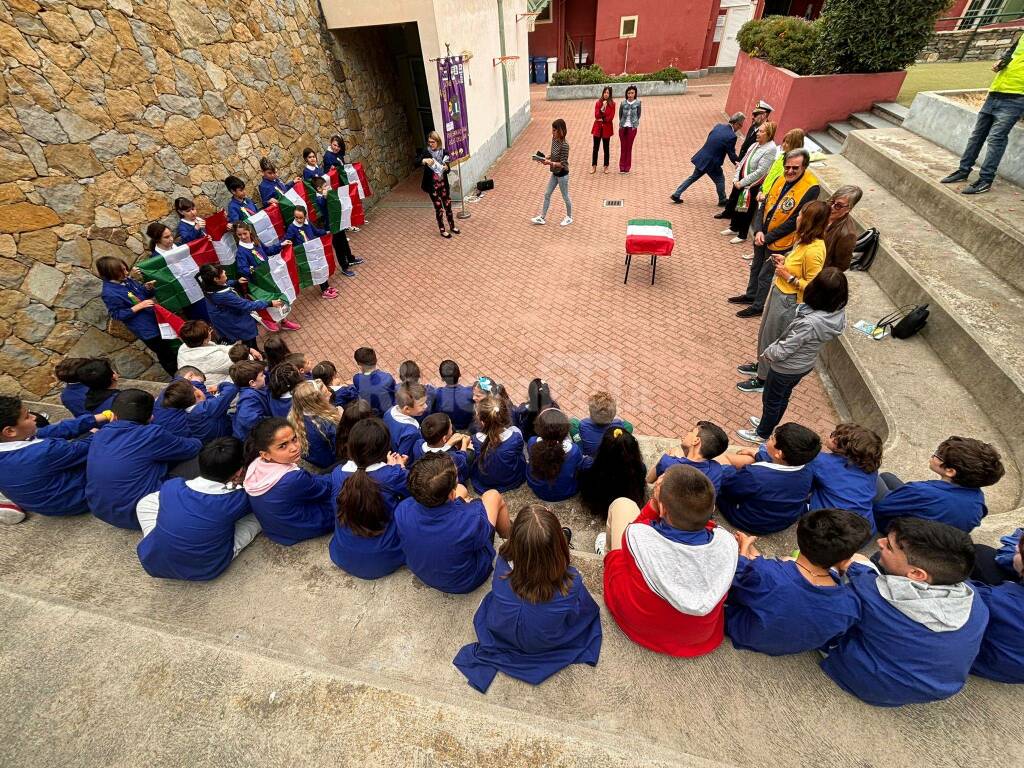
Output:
(591, 87), (615, 174)
(670, 112), (745, 206)
(718, 121), (778, 246)
(940, 34), (1024, 195)
(717, 101), (773, 220)
(823, 185), (863, 271)
(728, 148), (820, 318)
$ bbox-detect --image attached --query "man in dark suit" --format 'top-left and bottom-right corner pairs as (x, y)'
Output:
(670, 112), (745, 206)
(714, 100), (774, 220)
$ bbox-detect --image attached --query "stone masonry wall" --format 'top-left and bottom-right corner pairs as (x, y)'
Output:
(0, 0), (415, 399)
(918, 26), (1023, 63)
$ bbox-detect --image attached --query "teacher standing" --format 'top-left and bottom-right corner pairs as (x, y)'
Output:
(591, 87), (615, 174)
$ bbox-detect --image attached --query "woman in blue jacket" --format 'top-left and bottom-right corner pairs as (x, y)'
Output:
(96, 255), (178, 375)
(197, 263), (283, 348)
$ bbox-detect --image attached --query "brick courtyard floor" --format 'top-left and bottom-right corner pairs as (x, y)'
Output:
(283, 77), (838, 440)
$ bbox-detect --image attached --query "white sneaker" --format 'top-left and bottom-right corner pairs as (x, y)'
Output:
(594, 532), (608, 556)
(560, 216), (573, 226)
(720, 228), (736, 235)
(730, 237), (747, 244)
(531, 215), (546, 225)
(0, 503), (26, 525)
(748, 415), (761, 428)
(741, 253), (754, 260)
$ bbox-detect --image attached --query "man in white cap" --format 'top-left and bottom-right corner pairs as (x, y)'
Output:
(716, 100), (774, 220)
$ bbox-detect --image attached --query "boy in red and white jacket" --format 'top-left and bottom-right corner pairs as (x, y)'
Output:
(602, 464), (738, 657)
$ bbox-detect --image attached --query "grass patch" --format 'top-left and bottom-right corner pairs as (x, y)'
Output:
(897, 60), (996, 106)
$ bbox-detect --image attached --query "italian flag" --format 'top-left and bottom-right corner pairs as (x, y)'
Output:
(290, 234), (336, 286)
(247, 252), (295, 322)
(244, 235), (336, 320)
(204, 210), (237, 273)
(275, 180), (324, 228)
(325, 184), (366, 232)
(136, 238), (220, 314)
(625, 219), (675, 256)
(345, 162), (372, 198)
(154, 304), (184, 340)
(244, 204), (285, 248)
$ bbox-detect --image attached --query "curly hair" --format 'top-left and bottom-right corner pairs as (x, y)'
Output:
(935, 436), (1005, 488)
(830, 423), (883, 474)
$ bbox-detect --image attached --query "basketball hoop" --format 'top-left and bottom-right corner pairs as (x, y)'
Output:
(493, 55), (520, 82)
(517, 11), (542, 32)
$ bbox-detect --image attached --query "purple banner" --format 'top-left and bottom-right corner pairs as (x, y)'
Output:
(437, 56), (470, 164)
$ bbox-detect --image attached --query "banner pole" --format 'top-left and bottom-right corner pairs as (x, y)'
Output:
(456, 170), (470, 220)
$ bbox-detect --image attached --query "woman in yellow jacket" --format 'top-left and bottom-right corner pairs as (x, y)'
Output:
(737, 199), (830, 392)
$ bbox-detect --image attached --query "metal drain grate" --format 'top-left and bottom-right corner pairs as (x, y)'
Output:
(603, 199), (624, 207)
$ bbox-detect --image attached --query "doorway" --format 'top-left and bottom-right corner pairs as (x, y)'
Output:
(380, 23), (434, 151)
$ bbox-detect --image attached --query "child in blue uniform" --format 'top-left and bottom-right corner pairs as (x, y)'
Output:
(810, 423), (883, 531)
(229, 360), (270, 441)
(0, 396), (110, 517)
(322, 134), (346, 175)
(526, 408), (591, 502)
(231, 222), (300, 333)
(308, 176), (360, 277)
(257, 158), (300, 207)
(395, 452), (511, 594)
(572, 391), (633, 457)
(874, 436), (1004, 533)
(288, 380), (340, 470)
(96, 255), (178, 375)
(516, 378), (559, 440)
(397, 361), (434, 418)
(301, 147), (322, 182)
(578, 426), (647, 518)
(153, 379), (237, 444)
(718, 423), (820, 534)
(726, 508), (871, 655)
(284, 205), (339, 299)
(454, 503), (602, 692)
(224, 175), (259, 223)
(136, 437), (261, 581)
(411, 413), (474, 484)
(821, 518), (989, 706)
(174, 196), (206, 243)
(649, 420), (729, 493)
(86, 389), (202, 530)
(243, 417), (334, 545)
(197, 263), (282, 348)
(384, 383), (429, 457)
(267, 363), (302, 418)
(330, 418), (409, 578)
(55, 358), (91, 417)
(470, 395), (526, 494)
(432, 359), (475, 430)
(352, 347), (396, 416)
(970, 536), (1024, 684)
(75, 358), (121, 415)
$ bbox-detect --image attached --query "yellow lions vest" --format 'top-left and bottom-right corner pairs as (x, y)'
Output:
(764, 170), (819, 253)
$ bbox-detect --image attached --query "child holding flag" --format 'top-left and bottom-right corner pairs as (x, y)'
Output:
(224, 176), (259, 223)
(257, 158), (302, 208)
(309, 175), (361, 276)
(147, 222), (210, 323)
(284, 206), (341, 297)
(197, 263), (284, 347)
(231, 221), (300, 332)
(174, 197), (206, 243)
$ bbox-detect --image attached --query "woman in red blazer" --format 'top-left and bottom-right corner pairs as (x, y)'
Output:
(591, 86), (615, 174)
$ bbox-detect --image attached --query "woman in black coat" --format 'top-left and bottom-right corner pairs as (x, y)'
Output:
(421, 131), (461, 238)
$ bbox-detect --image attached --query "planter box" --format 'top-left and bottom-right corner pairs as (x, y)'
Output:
(903, 89), (1024, 187)
(725, 52), (907, 136)
(546, 80), (687, 101)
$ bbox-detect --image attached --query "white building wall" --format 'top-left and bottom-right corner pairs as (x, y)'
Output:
(716, 0), (756, 68)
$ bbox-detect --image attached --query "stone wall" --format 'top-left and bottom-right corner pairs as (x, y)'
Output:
(918, 26), (1023, 62)
(0, 0), (415, 399)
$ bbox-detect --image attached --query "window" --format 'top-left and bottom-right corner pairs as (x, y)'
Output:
(959, 0), (1005, 29)
(536, 4), (552, 23)
(620, 15), (638, 38)
(713, 13), (726, 43)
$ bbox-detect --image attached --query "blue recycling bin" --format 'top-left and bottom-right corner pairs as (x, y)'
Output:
(531, 56), (548, 84)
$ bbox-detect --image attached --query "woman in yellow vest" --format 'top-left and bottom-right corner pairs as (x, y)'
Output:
(736, 200), (830, 393)
(941, 34), (1024, 195)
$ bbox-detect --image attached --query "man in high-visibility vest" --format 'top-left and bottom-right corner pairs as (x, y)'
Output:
(941, 34), (1024, 195)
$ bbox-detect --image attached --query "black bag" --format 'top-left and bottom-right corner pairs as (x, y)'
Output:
(876, 304), (929, 339)
(476, 178), (494, 192)
(849, 227), (879, 271)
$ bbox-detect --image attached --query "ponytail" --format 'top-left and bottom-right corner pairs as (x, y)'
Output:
(529, 408), (570, 482)
(337, 418), (392, 537)
(476, 395), (510, 467)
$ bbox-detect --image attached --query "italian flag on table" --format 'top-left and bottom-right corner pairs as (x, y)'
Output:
(136, 237), (220, 314)
(275, 180), (323, 228)
(154, 304), (184, 340)
(244, 204), (285, 248)
(625, 219), (675, 256)
(246, 235), (336, 320)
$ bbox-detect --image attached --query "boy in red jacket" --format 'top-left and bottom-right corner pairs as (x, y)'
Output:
(603, 464), (739, 656)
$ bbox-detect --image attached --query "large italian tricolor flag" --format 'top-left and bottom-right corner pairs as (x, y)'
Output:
(154, 304), (184, 340)
(246, 235), (336, 319)
(324, 184), (366, 232)
(136, 238), (220, 314)
(345, 162), (373, 198)
(275, 180), (324, 228)
(244, 204), (285, 248)
(204, 210), (237, 274)
(625, 219), (675, 256)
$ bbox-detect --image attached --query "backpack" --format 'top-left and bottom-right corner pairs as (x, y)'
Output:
(849, 227), (879, 271)
(876, 304), (930, 340)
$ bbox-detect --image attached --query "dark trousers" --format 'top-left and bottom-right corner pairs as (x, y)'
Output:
(722, 185), (741, 217)
(618, 127), (637, 171)
(756, 368), (808, 439)
(429, 176), (455, 232)
(142, 336), (180, 377)
(592, 135), (610, 167)
(673, 165), (726, 203)
(332, 231), (353, 268)
(874, 472), (904, 502)
(744, 242), (779, 310)
(730, 195), (758, 240)
(971, 543), (1018, 585)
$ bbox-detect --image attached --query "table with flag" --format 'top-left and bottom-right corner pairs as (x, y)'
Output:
(624, 218), (674, 285)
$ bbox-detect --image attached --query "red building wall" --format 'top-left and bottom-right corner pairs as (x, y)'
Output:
(592, 0), (720, 73)
(527, 0), (599, 67)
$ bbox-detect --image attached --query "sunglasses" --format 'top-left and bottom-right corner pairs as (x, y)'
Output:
(829, 200), (849, 209)
(783, 165), (802, 171)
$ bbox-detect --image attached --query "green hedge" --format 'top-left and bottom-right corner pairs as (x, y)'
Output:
(736, 16), (821, 76)
(549, 65), (686, 87)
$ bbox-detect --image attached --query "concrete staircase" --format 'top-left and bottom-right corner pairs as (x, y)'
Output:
(808, 101), (909, 155)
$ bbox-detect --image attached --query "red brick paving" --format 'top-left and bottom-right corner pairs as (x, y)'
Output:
(282, 78), (838, 440)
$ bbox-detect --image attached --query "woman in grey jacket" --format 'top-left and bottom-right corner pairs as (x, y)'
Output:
(618, 85), (642, 173)
(720, 122), (778, 245)
(737, 267), (847, 444)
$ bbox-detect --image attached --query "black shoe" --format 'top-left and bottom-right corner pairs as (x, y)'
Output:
(736, 378), (766, 394)
(962, 180), (992, 195)
(737, 362), (758, 376)
(727, 294), (754, 304)
(940, 170), (970, 184)
(562, 527), (573, 548)
(717, 199), (728, 207)
(712, 211), (730, 219)
(669, 195), (682, 204)
(350, 257), (365, 265)
(450, 227), (461, 235)
(736, 306), (763, 318)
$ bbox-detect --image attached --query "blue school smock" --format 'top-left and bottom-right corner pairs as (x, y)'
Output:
(394, 496), (495, 594)
(136, 477), (253, 581)
(330, 384), (357, 407)
(352, 370), (396, 415)
(725, 556), (862, 656)
(470, 426), (527, 494)
(655, 455), (728, 494)
(302, 165), (323, 182)
(453, 556), (603, 692)
(329, 462), (409, 579)
(313, 193), (329, 225)
(383, 406), (421, 457)
(226, 196), (258, 223)
(970, 580), (1024, 684)
(258, 177), (292, 208)
(232, 388), (270, 441)
(152, 383), (237, 444)
(431, 384), (475, 430)
(247, 467), (334, 545)
(176, 219), (205, 243)
(0, 413), (98, 516)
(576, 418), (625, 457)
(102, 278), (159, 340)
(526, 436), (591, 502)
(718, 448), (814, 534)
(268, 393), (292, 419)
(205, 287), (270, 344)
(284, 220), (327, 243)
(331, 461), (408, 511)
(154, 377), (209, 409)
(302, 416), (338, 469)
(323, 150), (344, 173)
(86, 420), (202, 530)
(873, 479), (986, 533)
(810, 452), (879, 530)
(820, 564), (989, 707)
(60, 382), (89, 417)
(235, 241), (281, 280)
(411, 442), (472, 484)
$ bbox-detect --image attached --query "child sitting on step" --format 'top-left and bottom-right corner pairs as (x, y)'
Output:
(970, 534), (1024, 684)
(526, 408), (591, 502)
(410, 412), (474, 485)
(432, 359), (475, 430)
(470, 395), (526, 494)
(352, 347), (396, 416)
(77, 358), (120, 415)
(153, 378), (237, 444)
(55, 357), (91, 417)
(176, 320), (234, 388)
(810, 422), (883, 532)
(649, 420), (729, 494)
(384, 383), (430, 457)
(229, 360), (270, 441)
(288, 380), (340, 471)
(572, 391), (633, 457)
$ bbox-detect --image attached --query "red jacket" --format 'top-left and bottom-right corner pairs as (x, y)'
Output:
(591, 99), (615, 138)
(603, 502), (734, 657)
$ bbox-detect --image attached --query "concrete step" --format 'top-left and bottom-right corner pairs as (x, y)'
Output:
(807, 130), (843, 155)
(849, 111), (895, 131)
(2, 509), (1022, 768)
(841, 127), (1024, 292)
(871, 101), (909, 126)
(813, 154), (1024, 510)
(826, 120), (858, 144)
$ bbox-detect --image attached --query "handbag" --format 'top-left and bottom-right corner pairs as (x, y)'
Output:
(476, 178), (494, 192)
(850, 227), (880, 271)
(875, 304), (929, 339)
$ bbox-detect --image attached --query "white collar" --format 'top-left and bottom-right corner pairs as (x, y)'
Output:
(239, 240), (256, 249)
(538, 436), (573, 453)
(751, 461), (805, 472)
(388, 406), (420, 428)
(185, 477), (239, 495)
(277, 392), (292, 400)
(475, 426), (519, 443)
(305, 164), (319, 172)
(340, 460), (387, 473)
(185, 404), (197, 413)
(421, 442), (451, 454)
(155, 245), (174, 255)
(0, 438), (38, 453)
